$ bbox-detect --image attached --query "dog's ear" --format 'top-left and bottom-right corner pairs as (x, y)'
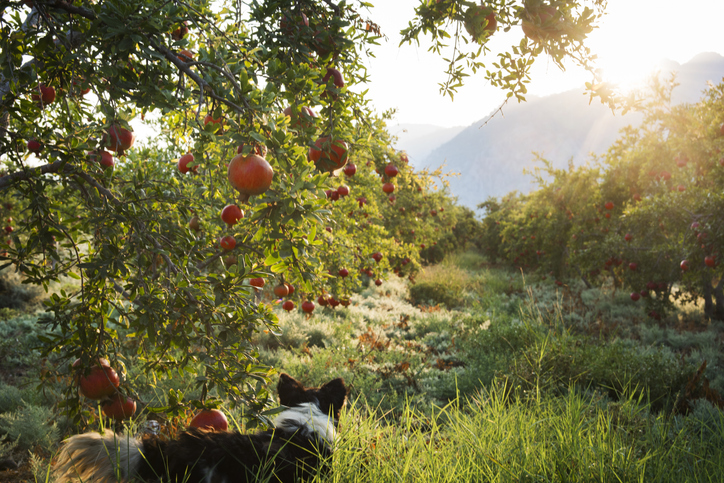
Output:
(277, 373), (306, 406)
(320, 378), (347, 414)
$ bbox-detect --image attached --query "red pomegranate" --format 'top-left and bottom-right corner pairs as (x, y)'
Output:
(283, 106), (318, 130)
(221, 204), (244, 226)
(308, 137), (348, 172)
(105, 124), (136, 152)
(227, 154), (274, 202)
(219, 235), (236, 251)
(102, 394), (137, 420)
(74, 358), (120, 400)
(178, 153), (197, 174)
(190, 409), (228, 431)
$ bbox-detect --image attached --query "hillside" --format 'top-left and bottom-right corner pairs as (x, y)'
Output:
(416, 52), (724, 208)
(388, 123), (466, 166)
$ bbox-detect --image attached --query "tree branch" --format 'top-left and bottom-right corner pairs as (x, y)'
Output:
(0, 160), (71, 190)
(46, 0), (97, 20)
(141, 35), (248, 115)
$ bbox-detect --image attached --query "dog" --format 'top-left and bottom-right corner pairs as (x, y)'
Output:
(53, 373), (348, 483)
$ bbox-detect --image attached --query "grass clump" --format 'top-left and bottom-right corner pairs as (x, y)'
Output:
(329, 386), (724, 482)
(408, 281), (464, 308)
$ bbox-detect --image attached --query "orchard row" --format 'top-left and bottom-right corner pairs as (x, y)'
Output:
(478, 79), (724, 320)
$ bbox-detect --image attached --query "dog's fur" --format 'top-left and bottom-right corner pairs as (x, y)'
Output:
(53, 374), (347, 483)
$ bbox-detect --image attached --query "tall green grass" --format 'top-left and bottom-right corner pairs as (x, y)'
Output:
(325, 386), (724, 483)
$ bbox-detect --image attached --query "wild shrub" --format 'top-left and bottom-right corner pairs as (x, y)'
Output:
(409, 282), (464, 308)
(508, 333), (694, 412)
(0, 405), (59, 452)
(0, 270), (42, 311)
(637, 322), (724, 394)
(0, 384), (23, 413)
(0, 434), (18, 461)
(0, 313), (48, 368)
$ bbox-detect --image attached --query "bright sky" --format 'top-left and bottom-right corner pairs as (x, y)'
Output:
(361, 0), (724, 128)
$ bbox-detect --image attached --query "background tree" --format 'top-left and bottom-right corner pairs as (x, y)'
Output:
(475, 75), (724, 320)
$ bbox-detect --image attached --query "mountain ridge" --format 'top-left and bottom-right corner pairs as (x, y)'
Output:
(399, 52), (724, 209)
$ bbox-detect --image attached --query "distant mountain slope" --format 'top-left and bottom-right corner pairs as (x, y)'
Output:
(389, 123), (466, 166)
(422, 52), (724, 209)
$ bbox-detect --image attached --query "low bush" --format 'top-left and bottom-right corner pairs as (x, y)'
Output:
(409, 282), (464, 308)
(0, 405), (59, 452)
(507, 332), (695, 412)
(0, 270), (42, 312)
(0, 384), (23, 414)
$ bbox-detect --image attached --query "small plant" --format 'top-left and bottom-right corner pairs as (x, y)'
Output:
(0, 405), (59, 452)
(0, 384), (23, 413)
(409, 282), (464, 308)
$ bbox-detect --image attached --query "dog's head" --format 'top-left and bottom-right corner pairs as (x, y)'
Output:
(277, 373), (348, 422)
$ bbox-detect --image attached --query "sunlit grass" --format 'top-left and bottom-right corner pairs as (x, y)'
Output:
(324, 385), (724, 483)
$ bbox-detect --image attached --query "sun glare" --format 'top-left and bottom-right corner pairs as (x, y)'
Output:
(586, 32), (662, 96)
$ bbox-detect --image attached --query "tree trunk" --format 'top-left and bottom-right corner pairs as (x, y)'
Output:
(703, 272), (714, 317)
(713, 278), (724, 321)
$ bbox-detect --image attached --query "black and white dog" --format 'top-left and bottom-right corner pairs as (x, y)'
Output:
(53, 374), (347, 483)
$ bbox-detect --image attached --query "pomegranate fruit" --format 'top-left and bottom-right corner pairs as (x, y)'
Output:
(190, 409), (228, 431)
(188, 216), (201, 231)
(343, 163), (357, 177)
(74, 358), (120, 400)
(464, 6), (497, 43)
(88, 150), (115, 169)
(522, 5), (560, 42)
(105, 124), (136, 152)
(227, 154), (274, 202)
(219, 235), (236, 251)
(308, 137), (348, 172)
(302, 301), (315, 313)
(102, 394), (136, 420)
(221, 204), (244, 226)
(384, 164), (399, 177)
(283, 106), (318, 130)
(27, 139), (43, 154)
(171, 21), (188, 40)
(178, 153), (197, 174)
(32, 83), (56, 107)
(337, 185), (350, 197)
(178, 49), (194, 62)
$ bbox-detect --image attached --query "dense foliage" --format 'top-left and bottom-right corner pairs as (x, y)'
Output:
(2, 0), (552, 425)
(478, 76), (724, 320)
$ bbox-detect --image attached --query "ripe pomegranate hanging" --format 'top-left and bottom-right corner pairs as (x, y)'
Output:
(227, 154), (274, 203)
(309, 137), (348, 172)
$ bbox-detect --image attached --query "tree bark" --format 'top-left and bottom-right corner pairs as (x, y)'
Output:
(703, 272), (714, 317)
(713, 278), (724, 321)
